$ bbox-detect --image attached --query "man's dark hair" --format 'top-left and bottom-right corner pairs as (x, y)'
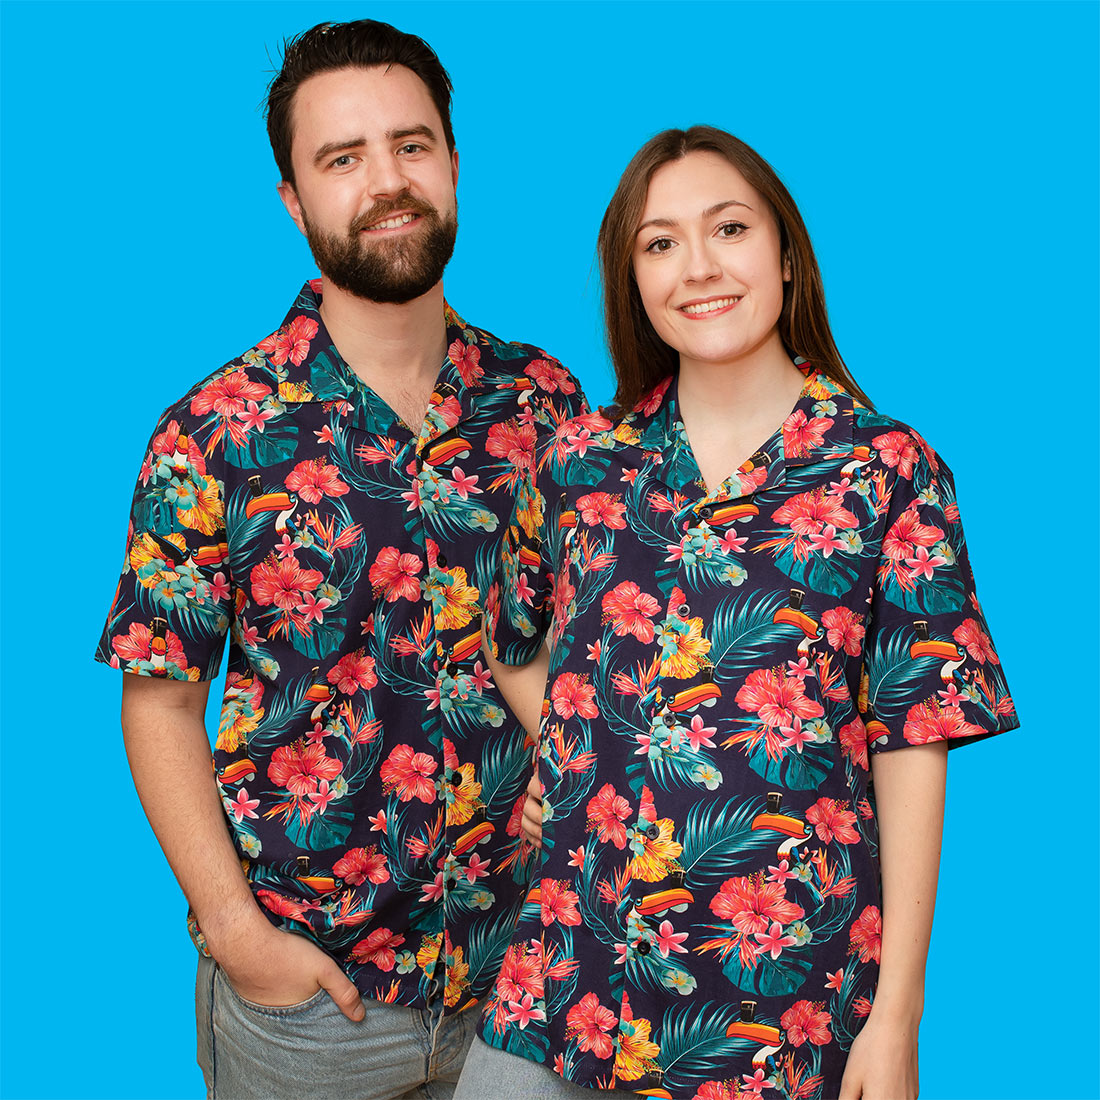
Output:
(265, 20), (455, 186)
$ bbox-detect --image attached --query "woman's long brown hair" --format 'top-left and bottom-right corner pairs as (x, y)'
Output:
(597, 126), (873, 411)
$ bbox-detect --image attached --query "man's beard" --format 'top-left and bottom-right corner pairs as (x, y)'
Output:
(302, 194), (457, 305)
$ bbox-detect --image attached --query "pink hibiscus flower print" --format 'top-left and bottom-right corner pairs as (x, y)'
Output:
(349, 927), (405, 971)
(780, 1000), (833, 1047)
(881, 507), (943, 562)
(525, 358), (576, 394)
(112, 621), (189, 668)
(369, 546), (423, 602)
(333, 845), (390, 886)
(903, 699), (985, 745)
(495, 943), (543, 1004)
(709, 873), (805, 935)
(327, 649), (378, 694)
(586, 783), (632, 849)
(805, 797), (859, 844)
(837, 717), (869, 771)
(565, 993), (617, 1059)
(267, 739), (341, 797)
(735, 668), (824, 730)
(486, 419), (537, 471)
(576, 492), (627, 529)
(380, 744), (438, 803)
(448, 338), (483, 385)
(783, 409), (833, 458)
(551, 672), (599, 719)
(634, 376), (672, 416)
(601, 581), (661, 643)
(849, 905), (882, 963)
(953, 618), (999, 664)
(821, 606), (865, 656)
(256, 314), (319, 367)
(772, 489), (859, 536)
(873, 431), (920, 479)
(250, 552), (324, 611)
(540, 879), (582, 926)
(285, 458), (350, 503)
(190, 370), (271, 418)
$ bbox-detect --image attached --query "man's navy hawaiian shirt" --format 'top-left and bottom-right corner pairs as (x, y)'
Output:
(96, 279), (587, 1012)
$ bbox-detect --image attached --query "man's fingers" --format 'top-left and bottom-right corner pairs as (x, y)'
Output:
(526, 772), (542, 800)
(319, 962), (365, 1021)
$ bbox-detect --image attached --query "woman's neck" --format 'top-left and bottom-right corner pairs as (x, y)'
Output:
(675, 338), (806, 496)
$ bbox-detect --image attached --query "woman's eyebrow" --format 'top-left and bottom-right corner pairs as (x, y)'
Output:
(637, 199), (753, 236)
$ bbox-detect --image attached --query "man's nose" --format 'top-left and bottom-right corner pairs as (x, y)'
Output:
(365, 152), (409, 198)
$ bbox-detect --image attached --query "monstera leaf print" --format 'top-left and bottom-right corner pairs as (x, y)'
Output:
(722, 936), (814, 997)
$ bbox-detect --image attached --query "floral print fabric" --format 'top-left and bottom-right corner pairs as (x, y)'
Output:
(482, 367), (1016, 1097)
(96, 280), (587, 1012)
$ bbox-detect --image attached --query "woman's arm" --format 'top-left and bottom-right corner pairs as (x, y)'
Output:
(838, 739), (948, 1100)
(482, 625), (550, 844)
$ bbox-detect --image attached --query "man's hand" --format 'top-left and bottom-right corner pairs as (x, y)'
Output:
(212, 919), (365, 1021)
(521, 771), (543, 847)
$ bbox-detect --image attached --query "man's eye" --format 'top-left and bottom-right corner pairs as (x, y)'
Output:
(399, 143), (425, 155)
(332, 155), (354, 168)
(645, 238), (674, 254)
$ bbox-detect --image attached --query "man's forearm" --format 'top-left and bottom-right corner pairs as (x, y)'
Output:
(869, 740), (949, 1019)
(121, 676), (266, 952)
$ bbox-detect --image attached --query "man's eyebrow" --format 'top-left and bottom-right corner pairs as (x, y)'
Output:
(312, 125), (439, 166)
(636, 199), (753, 236)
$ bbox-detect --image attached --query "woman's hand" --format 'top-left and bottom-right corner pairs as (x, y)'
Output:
(837, 1008), (920, 1099)
(520, 770), (543, 846)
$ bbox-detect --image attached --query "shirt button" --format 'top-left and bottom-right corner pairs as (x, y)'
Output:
(676, 602), (690, 617)
(698, 504), (714, 520)
(645, 823), (661, 840)
(635, 940), (651, 956)
(437, 553), (448, 568)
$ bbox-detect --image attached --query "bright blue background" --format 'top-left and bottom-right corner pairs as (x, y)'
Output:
(2, 1), (1097, 1097)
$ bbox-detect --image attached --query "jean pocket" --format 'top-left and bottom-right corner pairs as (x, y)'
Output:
(214, 964), (328, 1018)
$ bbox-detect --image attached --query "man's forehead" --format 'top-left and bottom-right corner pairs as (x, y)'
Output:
(290, 64), (441, 144)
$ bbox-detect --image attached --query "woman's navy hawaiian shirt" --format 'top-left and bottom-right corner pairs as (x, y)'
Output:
(96, 280), (587, 1011)
(482, 367), (1016, 1097)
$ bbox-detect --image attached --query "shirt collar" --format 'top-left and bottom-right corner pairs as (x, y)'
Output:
(268, 279), (484, 438)
(612, 360), (857, 501)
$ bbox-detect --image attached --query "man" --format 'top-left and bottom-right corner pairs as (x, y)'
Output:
(96, 20), (585, 1099)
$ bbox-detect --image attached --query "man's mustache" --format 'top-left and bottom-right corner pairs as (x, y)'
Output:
(350, 194), (439, 235)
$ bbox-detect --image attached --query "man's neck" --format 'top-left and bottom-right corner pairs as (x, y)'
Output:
(318, 276), (448, 389)
(316, 277), (449, 430)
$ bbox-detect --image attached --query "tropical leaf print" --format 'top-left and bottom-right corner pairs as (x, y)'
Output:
(679, 797), (774, 887)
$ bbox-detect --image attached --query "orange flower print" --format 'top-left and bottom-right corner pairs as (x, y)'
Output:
(268, 739), (342, 797)
(333, 846), (390, 886)
(709, 873), (805, 935)
(576, 492), (627, 529)
(369, 547), (423, 602)
(821, 607), (865, 656)
(256, 315), (318, 367)
(586, 783), (632, 849)
(327, 649), (378, 694)
(805, 798), (859, 844)
(601, 581), (661, 643)
(953, 618), (999, 664)
(350, 927), (405, 970)
(565, 993), (617, 1058)
(902, 698), (985, 745)
(873, 430), (920, 479)
(540, 879), (582, 926)
(191, 370), (272, 418)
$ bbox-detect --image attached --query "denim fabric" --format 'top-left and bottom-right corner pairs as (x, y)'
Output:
(453, 1036), (638, 1100)
(197, 955), (477, 1100)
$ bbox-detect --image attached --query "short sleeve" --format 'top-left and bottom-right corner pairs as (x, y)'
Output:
(94, 405), (231, 681)
(859, 436), (1018, 753)
(484, 368), (586, 667)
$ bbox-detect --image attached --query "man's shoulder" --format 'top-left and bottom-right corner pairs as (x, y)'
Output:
(451, 312), (587, 412)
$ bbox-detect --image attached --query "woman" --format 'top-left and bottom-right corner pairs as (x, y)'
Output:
(454, 127), (1016, 1100)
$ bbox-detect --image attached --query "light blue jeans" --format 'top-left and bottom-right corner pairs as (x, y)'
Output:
(453, 1035), (639, 1100)
(196, 954), (478, 1100)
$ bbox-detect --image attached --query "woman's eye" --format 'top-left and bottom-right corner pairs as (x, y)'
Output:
(719, 222), (748, 237)
(645, 238), (674, 254)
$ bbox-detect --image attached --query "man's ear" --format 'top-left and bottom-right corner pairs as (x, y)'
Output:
(277, 180), (308, 237)
(451, 147), (460, 190)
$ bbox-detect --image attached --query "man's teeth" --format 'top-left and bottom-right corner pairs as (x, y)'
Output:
(682, 297), (738, 315)
(366, 213), (417, 230)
